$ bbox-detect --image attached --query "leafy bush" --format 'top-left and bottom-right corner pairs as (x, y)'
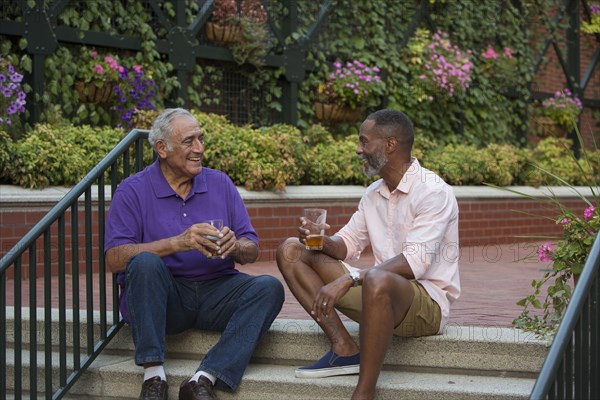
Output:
(519, 137), (596, 187)
(6, 123), (123, 188)
(195, 112), (306, 191)
(2, 113), (598, 191)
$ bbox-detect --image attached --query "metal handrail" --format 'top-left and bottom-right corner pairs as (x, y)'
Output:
(0, 129), (150, 400)
(530, 233), (600, 399)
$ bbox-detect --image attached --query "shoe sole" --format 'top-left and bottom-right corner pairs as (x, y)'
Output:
(295, 365), (360, 378)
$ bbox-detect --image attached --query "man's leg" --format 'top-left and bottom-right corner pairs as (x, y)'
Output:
(191, 273), (284, 391)
(276, 238), (359, 357)
(125, 252), (182, 399)
(352, 268), (414, 400)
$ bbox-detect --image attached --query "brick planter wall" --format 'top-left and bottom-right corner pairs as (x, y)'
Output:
(0, 185), (595, 277)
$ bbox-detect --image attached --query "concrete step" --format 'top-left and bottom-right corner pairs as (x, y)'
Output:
(6, 349), (536, 400)
(6, 307), (548, 374)
(5, 308), (545, 399)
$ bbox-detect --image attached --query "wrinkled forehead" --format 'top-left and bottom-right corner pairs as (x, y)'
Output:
(171, 115), (203, 138)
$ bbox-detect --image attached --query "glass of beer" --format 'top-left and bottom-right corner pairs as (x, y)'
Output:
(303, 208), (327, 250)
(203, 219), (224, 258)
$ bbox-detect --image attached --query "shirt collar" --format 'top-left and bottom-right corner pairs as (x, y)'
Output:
(149, 160), (208, 199)
(376, 157), (420, 198)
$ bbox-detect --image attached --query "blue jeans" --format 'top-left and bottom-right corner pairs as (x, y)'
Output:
(124, 252), (284, 391)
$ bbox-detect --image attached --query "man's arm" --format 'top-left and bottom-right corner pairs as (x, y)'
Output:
(232, 237), (259, 264)
(105, 223), (224, 273)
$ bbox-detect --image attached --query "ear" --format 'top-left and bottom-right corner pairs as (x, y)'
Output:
(385, 136), (398, 153)
(155, 140), (169, 159)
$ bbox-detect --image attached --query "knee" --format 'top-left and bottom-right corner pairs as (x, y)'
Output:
(362, 269), (397, 298)
(127, 252), (166, 278)
(253, 275), (285, 312)
(275, 237), (303, 272)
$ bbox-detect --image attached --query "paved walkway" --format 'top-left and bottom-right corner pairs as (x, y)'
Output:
(240, 242), (553, 328)
(5, 243), (555, 329)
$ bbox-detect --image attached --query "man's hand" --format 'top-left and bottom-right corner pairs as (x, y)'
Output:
(173, 223), (229, 258)
(311, 274), (352, 322)
(298, 217), (331, 249)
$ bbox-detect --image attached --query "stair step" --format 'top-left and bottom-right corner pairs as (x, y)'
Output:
(7, 351), (533, 400)
(5, 307), (548, 374)
(5, 308), (546, 399)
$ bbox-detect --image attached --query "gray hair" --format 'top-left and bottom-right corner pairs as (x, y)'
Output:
(148, 108), (195, 151)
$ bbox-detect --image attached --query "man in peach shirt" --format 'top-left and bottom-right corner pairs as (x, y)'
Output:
(276, 109), (460, 400)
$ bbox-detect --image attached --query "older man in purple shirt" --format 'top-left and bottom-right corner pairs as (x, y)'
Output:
(105, 108), (284, 400)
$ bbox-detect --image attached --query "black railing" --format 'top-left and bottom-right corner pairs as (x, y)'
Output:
(530, 233), (600, 399)
(0, 129), (150, 400)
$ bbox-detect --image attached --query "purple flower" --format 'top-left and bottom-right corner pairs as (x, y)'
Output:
(538, 243), (553, 262)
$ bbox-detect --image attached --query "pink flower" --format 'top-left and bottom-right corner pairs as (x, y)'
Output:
(93, 64), (104, 75)
(503, 47), (513, 58)
(482, 46), (498, 59)
(91, 51), (98, 59)
(538, 242), (553, 262)
(584, 206), (595, 221)
(133, 65), (143, 73)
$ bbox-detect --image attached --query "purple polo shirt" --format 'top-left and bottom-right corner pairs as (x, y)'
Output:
(105, 160), (258, 321)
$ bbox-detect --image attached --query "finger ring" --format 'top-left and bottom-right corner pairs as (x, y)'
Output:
(322, 302), (327, 307)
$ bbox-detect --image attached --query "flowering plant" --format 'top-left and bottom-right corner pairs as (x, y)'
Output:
(316, 60), (385, 109)
(506, 130), (600, 339)
(515, 203), (599, 338)
(0, 59), (26, 125)
(534, 88), (583, 129)
(209, 0), (267, 26)
(479, 45), (519, 90)
(112, 65), (158, 128)
(77, 48), (123, 88)
(405, 29), (473, 101)
(581, 3), (600, 34)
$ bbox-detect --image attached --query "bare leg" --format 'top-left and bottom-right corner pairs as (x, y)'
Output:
(351, 269), (414, 400)
(276, 238), (359, 356)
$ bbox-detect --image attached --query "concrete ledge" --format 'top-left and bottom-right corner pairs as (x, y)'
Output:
(1, 184), (598, 206)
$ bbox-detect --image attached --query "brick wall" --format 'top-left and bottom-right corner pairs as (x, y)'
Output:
(1, 193), (587, 278)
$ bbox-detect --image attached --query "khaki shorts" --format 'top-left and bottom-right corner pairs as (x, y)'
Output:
(336, 263), (441, 337)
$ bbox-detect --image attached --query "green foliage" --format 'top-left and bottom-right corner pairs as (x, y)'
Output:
(194, 111), (305, 191)
(3, 113), (599, 190)
(422, 143), (529, 186)
(6, 122), (123, 188)
(520, 137), (596, 186)
(303, 131), (375, 186)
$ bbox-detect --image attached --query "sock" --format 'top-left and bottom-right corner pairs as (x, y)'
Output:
(144, 365), (166, 382)
(191, 370), (216, 385)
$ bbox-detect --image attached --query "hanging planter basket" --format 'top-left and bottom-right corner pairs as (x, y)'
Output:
(532, 116), (567, 138)
(205, 22), (242, 46)
(75, 81), (114, 104)
(314, 102), (364, 123)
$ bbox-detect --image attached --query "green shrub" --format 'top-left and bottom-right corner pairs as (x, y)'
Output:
(0, 129), (14, 181)
(304, 135), (374, 186)
(518, 137), (596, 187)
(196, 112), (306, 191)
(7, 123), (123, 188)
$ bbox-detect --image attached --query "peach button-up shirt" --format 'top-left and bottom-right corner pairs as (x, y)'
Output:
(335, 158), (460, 332)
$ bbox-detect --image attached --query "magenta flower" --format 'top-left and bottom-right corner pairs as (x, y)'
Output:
(482, 46), (498, 59)
(93, 64), (104, 75)
(584, 206), (595, 221)
(538, 243), (553, 262)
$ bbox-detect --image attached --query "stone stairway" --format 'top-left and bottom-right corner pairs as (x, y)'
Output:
(5, 308), (547, 399)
